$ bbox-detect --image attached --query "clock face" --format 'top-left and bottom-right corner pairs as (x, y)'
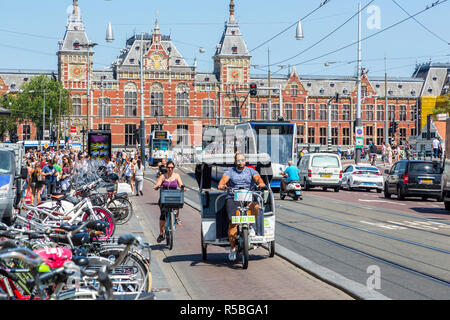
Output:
(228, 68), (242, 83)
(69, 64), (85, 81)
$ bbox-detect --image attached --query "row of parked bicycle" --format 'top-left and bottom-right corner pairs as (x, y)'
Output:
(0, 166), (153, 300)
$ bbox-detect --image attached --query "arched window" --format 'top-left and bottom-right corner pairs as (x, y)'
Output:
(124, 82), (137, 117)
(176, 84), (189, 117)
(150, 83), (164, 117)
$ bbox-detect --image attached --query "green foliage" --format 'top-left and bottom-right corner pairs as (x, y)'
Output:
(433, 93), (450, 115)
(0, 75), (71, 139)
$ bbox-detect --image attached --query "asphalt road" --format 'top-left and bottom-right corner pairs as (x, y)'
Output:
(173, 164), (450, 300)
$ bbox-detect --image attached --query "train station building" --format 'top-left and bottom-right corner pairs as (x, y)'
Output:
(0, 0), (449, 151)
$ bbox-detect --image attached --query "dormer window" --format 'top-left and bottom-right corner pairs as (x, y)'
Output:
(375, 84), (380, 88)
(432, 76), (437, 81)
(175, 59), (181, 65)
(10, 83), (16, 90)
(398, 84), (403, 89)
(73, 41), (80, 50)
(135, 46), (140, 51)
(319, 88), (324, 94)
(411, 89), (416, 96)
(388, 89), (393, 95)
(23, 77), (29, 82)
(330, 83), (335, 87)
(231, 31), (236, 35)
(232, 46), (238, 54)
(129, 58), (135, 63)
(307, 82), (312, 87)
(343, 88), (348, 94)
(428, 87), (433, 93)
(205, 77), (210, 81)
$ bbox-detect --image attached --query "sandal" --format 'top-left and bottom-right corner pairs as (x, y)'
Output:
(176, 218), (182, 226)
(157, 234), (165, 243)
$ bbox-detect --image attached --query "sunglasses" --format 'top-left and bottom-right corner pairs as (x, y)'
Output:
(167, 166), (175, 169)
(236, 159), (245, 163)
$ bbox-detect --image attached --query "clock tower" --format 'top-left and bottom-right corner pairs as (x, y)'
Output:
(57, 0), (92, 89)
(213, 0), (251, 85)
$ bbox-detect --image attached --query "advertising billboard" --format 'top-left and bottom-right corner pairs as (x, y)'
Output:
(87, 130), (111, 161)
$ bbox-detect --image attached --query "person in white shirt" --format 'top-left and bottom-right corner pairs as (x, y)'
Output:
(432, 137), (440, 159)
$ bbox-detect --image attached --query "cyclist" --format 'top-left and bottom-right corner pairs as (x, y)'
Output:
(280, 160), (300, 192)
(217, 153), (266, 262)
(153, 160), (185, 243)
(368, 140), (377, 165)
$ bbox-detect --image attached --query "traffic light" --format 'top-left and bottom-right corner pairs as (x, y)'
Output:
(249, 83), (257, 97)
(389, 122), (394, 137)
(393, 122), (398, 133)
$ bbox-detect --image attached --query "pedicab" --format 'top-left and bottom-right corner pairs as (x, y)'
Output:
(195, 153), (276, 269)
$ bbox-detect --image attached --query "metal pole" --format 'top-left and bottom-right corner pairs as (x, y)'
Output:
(139, 32), (146, 167)
(268, 48), (272, 120)
(355, 2), (362, 164)
(328, 99), (332, 152)
(57, 89), (61, 150)
(86, 46), (90, 131)
(42, 91), (46, 150)
(384, 55), (388, 148)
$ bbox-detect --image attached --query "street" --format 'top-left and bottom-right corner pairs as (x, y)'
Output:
(150, 164), (450, 300)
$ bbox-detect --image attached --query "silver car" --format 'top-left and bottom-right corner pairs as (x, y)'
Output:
(341, 165), (383, 193)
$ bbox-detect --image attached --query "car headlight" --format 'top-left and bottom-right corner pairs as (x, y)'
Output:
(0, 184), (10, 198)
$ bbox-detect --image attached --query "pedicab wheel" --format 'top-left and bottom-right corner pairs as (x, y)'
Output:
(293, 195), (299, 201)
(268, 240), (275, 258)
(201, 228), (207, 260)
(280, 192), (286, 200)
(242, 228), (249, 269)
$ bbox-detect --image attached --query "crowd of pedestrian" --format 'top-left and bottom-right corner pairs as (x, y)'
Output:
(20, 147), (148, 205)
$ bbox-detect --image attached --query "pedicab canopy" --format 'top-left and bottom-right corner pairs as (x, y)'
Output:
(195, 153), (273, 189)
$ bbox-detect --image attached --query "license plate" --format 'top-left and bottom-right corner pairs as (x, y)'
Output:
(321, 174), (331, 178)
(234, 191), (253, 202)
(232, 216), (255, 224)
(420, 179), (433, 184)
(362, 182), (375, 185)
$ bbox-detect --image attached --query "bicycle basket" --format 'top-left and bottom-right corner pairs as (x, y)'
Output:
(160, 189), (184, 208)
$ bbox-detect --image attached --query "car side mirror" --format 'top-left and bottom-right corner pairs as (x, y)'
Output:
(384, 169), (390, 174)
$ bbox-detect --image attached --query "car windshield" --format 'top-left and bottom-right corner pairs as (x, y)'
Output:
(356, 166), (379, 175)
(311, 156), (339, 168)
(409, 162), (441, 174)
(0, 151), (13, 174)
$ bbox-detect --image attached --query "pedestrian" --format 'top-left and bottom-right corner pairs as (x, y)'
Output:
(31, 164), (45, 204)
(124, 158), (134, 193)
(386, 143), (393, 166)
(60, 156), (72, 193)
(432, 136), (440, 160)
(42, 158), (58, 197)
(134, 159), (145, 196)
(381, 144), (386, 164)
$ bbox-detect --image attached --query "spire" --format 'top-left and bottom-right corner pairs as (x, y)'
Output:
(153, 18), (161, 43)
(229, 0), (235, 24)
(73, 0), (79, 17)
(67, 0), (84, 31)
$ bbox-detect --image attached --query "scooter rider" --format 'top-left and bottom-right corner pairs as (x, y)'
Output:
(218, 153), (266, 262)
(280, 160), (300, 192)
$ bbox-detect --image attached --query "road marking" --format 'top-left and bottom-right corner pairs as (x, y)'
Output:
(358, 199), (406, 206)
(360, 221), (408, 230)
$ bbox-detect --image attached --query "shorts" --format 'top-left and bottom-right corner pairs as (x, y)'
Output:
(125, 175), (131, 183)
(225, 197), (258, 223)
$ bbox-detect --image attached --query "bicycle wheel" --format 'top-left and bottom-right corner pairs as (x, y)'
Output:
(166, 209), (174, 250)
(82, 207), (116, 240)
(98, 249), (152, 294)
(241, 228), (249, 269)
(107, 197), (133, 225)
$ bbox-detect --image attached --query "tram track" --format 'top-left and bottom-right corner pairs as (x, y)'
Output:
(276, 203), (450, 286)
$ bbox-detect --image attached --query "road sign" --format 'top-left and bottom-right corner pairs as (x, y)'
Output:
(71, 126), (77, 134)
(355, 126), (364, 137)
(68, 138), (72, 145)
(43, 143), (49, 149)
(355, 137), (364, 149)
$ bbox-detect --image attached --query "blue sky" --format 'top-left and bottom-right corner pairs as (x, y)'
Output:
(0, 0), (448, 78)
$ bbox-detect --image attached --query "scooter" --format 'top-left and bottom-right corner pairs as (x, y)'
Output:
(280, 180), (302, 201)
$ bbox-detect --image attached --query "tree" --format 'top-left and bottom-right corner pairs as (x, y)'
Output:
(8, 75), (71, 140)
(433, 93), (450, 115)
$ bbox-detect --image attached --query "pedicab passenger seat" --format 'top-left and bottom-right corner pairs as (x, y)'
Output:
(200, 190), (228, 240)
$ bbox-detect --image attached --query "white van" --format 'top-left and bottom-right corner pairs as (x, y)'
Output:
(298, 153), (342, 192)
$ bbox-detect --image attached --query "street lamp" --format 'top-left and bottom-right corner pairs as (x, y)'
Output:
(79, 42), (98, 133)
(27, 89), (47, 150)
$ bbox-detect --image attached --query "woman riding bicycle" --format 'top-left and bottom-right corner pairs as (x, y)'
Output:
(153, 160), (185, 243)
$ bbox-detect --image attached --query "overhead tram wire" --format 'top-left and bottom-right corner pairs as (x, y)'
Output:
(261, 0), (376, 69)
(391, 0), (449, 46)
(248, 0), (332, 54)
(287, 0), (449, 69)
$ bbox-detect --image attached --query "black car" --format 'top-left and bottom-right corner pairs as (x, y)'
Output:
(384, 160), (443, 201)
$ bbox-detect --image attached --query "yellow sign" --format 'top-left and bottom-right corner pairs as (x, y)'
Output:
(44, 143), (49, 149)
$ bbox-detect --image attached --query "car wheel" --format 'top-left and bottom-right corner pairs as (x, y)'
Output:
(303, 179), (310, 191)
(421, 196), (428, 201)
(376, 188), (382, 193)
(347, 181), (352, 191)
(436, 196), (443, 202)
(445, 201), (450, 211)
(334, 187), (339, 192)
(323, 187), (328, 191)
(397, 186), (405, 200)
(384, 184), (391, 199)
